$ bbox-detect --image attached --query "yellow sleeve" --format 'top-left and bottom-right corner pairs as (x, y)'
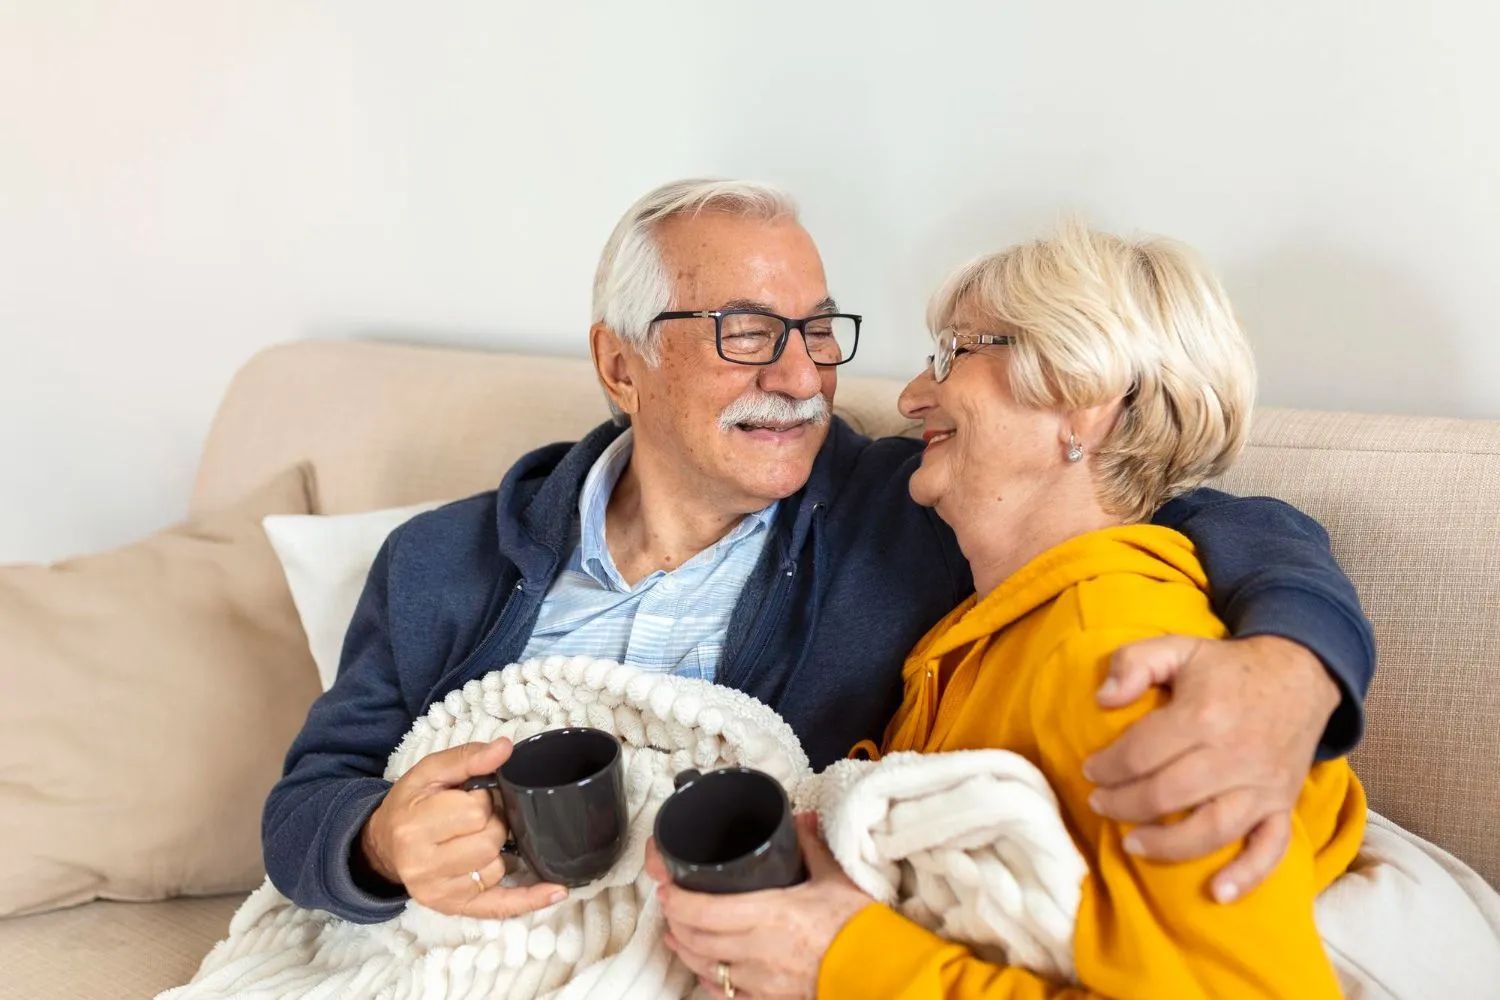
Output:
(1031, 628), (1346, 1000)
(819, 626), (1352, 1000)
(820, 901), (1090, 1000)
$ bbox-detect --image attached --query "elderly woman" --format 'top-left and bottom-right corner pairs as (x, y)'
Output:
(647, 224), (1367, 998)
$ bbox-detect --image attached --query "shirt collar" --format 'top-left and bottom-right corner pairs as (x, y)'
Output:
(576, 428), (780, 590)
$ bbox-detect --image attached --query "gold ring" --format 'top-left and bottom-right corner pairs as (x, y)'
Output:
(469, 869), (485, 892)
(715, 960), (735, 998)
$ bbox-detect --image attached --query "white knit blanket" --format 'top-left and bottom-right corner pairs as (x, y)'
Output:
(793, 751), (1087, 980)
(799, 755), (1500, 998)
(161, 657), (1500, 999)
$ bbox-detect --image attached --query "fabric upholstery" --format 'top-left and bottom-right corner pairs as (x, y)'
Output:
(0, 466), (321, 917)
(189, 341), (1500, 887)
(1212, 409), (1500, 888)
(0, 894), (244, 1000)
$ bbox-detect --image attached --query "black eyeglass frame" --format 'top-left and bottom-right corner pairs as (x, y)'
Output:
(651, 309), (863, 367)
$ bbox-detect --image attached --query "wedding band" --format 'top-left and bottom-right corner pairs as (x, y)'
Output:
(715, 960), (735, 998)
(469, 869), (485, 892)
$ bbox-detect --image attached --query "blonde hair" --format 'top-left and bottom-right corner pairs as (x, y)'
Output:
(927, 221), (1256, 521)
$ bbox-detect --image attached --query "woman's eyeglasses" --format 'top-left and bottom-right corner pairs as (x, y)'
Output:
(927, 328), (1016, 382)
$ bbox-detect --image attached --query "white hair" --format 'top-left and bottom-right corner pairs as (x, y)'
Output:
(592, 178), (800, 366)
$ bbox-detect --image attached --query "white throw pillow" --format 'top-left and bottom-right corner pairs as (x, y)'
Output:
(263, 501), (445, 690)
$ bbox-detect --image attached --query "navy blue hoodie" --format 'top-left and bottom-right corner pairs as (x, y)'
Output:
(263, 419), (1374, 923)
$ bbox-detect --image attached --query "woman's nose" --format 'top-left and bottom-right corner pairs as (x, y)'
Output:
(898, 365), (936, 420)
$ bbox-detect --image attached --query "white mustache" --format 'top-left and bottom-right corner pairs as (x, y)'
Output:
(718, 390), (830, 431)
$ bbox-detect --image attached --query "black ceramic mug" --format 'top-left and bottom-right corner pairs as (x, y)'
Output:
(653, 766), (807, 894)
(462, 727), (627, 887)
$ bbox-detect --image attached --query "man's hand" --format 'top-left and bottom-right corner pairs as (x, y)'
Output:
(359, 737), (568, 919)
(1082, 635), (1340, 903)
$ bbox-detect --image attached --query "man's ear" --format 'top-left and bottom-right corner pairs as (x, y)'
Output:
(590, 322), (640, 420)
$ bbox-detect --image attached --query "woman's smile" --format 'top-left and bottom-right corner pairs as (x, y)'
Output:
(922, 428), (956, 449)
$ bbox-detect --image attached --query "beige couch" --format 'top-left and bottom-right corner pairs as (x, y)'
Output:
(3, 340), (1497, 998)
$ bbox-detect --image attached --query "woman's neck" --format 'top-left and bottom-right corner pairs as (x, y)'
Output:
(950, 475), (1124, 598)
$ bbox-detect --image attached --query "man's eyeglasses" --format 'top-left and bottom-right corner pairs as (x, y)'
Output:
(651, 309), (862, 367)
(927, 328), (1016, 382)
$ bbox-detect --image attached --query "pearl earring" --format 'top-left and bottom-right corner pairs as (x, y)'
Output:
(1066, 434), (1085, 463)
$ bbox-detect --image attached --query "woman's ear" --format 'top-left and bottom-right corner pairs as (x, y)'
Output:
(591, 323), (640, 420)
(1063, 397), (1127, 456)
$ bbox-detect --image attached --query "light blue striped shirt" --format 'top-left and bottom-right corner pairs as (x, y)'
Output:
(519, 430), (779, 682)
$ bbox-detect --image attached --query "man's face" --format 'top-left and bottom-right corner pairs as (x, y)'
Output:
(627, 212), (838, 513)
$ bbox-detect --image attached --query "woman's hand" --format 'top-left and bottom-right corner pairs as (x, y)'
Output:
(645, 813), (874, 999)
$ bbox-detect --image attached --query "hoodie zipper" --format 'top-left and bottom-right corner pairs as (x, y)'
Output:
(732, 563), (795, 688)
(725, 502), (825, 690)
(427, 578), (528, 703)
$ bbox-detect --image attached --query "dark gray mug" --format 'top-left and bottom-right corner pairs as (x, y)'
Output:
(462, 727), (627, 887)
(653, 766), (807, 894)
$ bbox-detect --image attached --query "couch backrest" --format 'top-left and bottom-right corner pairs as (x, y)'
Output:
(193, 340), (1500, 884)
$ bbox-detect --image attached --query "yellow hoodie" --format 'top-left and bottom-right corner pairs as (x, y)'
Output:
(819, 525), (1366, 999)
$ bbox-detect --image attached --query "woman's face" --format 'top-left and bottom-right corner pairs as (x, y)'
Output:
(898, 296), (1065, 529)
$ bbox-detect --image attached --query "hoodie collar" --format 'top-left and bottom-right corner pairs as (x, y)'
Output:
(924, 524), (1209, 659)
(493, 416), (859, 584)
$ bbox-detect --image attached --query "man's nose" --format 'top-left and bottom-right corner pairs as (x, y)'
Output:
(757, 329), (824, 399)
(898, 366), (936, 419)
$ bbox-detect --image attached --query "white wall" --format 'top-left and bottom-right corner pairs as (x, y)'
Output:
(3, 1), (1497, 564)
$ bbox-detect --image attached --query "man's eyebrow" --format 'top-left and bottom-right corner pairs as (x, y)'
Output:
(718, 298), (779, 312)
(714, 296), (841, 314)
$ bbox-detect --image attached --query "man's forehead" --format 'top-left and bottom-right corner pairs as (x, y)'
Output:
(658, 213), (828, 308)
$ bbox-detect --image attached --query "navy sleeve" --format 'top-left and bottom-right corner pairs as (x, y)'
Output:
(261, 529), (417, 924)
(1153, 487), (1375, 758)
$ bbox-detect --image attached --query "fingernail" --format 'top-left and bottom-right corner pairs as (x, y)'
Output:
(1081, 760), (1097, 781)
(1088, 790), (1104, 812)
(1122, 833), (1143, 855)
(1097, 678), (1118, 700)
(1213, 881), (1239, 904)
(549, 889), (567, 904)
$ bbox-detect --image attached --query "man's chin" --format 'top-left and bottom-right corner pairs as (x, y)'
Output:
(720, 427), (825, 502)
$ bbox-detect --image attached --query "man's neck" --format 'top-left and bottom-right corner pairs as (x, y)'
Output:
(603, 444), (755, 589)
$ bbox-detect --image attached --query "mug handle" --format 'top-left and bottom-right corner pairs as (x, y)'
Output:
(462, 774), (499, 792)
(460, 773), (518, 855)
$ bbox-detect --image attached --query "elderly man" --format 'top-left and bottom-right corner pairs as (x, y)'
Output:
(262, 180), (1372, 927)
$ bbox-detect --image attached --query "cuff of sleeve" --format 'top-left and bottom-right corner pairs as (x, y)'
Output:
(1231, 585), (1372, 759)
(326, 780), (409, 924)
(818, 902), (954, 999)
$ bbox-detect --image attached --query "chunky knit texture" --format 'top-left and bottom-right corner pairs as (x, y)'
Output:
(163, 657), (1495, 1000)
(163, 656), (809, 1000)
(795, 751), (1088, 982)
